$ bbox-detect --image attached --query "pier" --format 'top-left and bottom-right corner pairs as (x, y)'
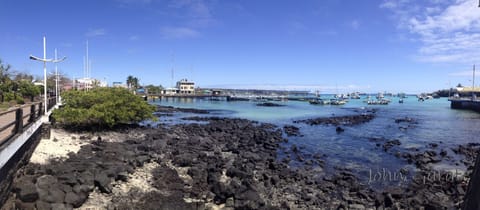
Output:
(141, 94), (231, 101)
(448, 97), (480, 112)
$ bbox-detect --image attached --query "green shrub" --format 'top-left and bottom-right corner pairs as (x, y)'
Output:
(3, 92), (15, 102)
(16, 98), (25, 104)
(52, 87), (156, 128)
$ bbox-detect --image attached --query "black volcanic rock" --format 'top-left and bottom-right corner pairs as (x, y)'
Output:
(155, 105), (210, 114)
(256, 102), (285, 107)
(283, 125), (301, 136)
(294, 114), (375, 126)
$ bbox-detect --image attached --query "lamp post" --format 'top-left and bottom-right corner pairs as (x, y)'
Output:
(29, 36), (66, 115)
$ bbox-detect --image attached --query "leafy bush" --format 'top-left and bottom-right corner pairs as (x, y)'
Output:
(52, 87), (156, 128)
(3, 92), (15, 102)
(16, 98), (25, 104)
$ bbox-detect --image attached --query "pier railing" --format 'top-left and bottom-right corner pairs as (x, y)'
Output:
(0, 98), (56, 147)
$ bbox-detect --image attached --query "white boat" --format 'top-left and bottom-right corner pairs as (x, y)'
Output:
(330, 98), (347, 105)
(350, 92), (361, 99)
(309, 99), (330, 105)
(376, 92), (384, 100)
(367, 99), (390, 105)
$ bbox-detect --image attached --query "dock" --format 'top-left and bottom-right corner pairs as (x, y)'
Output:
(140, 94), (231, 101)
(448, 97), (480, 112)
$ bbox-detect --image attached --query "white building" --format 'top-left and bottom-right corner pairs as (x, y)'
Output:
(162, 87), (179, 95)
(76, 78), (107, 89)
(176, 79), (195, 94)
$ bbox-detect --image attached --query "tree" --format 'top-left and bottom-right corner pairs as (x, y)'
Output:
(0, 59), (12, 84)
(52, 87), (156, 128)
(457, 83), (463, 88)
(17, 80), (41, 101)
(126, 75), (140, 89)
(132, 77), (139, 89)
(126, 75), (134, 89)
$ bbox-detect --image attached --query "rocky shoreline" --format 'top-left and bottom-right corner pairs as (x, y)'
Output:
(3, 106), (478, 209)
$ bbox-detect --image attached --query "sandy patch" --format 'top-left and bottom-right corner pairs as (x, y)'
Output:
(29, 129), (90, 164)
(29, 128), (144, 165)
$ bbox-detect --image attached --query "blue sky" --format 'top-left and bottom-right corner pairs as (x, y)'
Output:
(1, 0), (480, 93)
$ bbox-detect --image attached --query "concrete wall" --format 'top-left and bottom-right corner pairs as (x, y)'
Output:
(451, 100), (480, 112)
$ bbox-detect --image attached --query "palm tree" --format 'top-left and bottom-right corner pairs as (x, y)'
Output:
(132, 77), (139, 89)
(126, 75), (134, 89)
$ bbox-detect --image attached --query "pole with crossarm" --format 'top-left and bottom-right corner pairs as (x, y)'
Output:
(29, 36), (66, 115)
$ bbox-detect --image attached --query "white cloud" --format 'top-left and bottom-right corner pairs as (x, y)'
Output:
(155, 0), (216, 38)
(85, 28), (106, 37)
(350, 20), (360, 30)
(167, 0), (216, 28)
(381, 0), (480, 63)
(160, 27), (199, 39)
(379, 0), (398, 9)
(129, 35), (139, 41)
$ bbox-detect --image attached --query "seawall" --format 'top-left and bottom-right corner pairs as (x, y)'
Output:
(449, 98), (480, 112)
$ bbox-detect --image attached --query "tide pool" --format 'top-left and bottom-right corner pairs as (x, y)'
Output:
(150, 96), (480, 186)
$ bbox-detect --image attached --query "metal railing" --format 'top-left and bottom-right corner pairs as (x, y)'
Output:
(0, 97), (56, 147)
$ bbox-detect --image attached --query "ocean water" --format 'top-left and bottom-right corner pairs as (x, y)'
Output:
(150, 96), (480, 186)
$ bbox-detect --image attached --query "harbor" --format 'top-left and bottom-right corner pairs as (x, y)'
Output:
(2, 0), (480, 209)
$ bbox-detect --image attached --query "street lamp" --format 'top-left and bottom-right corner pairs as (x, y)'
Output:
(29, 36), (66, 115)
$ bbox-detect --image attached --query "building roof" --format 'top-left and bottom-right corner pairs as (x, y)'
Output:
(456, 87), (480, 92)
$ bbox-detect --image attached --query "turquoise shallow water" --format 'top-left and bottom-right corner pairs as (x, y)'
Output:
(150, 95), (480, 186)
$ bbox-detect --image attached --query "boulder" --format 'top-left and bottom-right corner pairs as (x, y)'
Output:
(64, 191), (88, 208)
(94, 172), (112, 194)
